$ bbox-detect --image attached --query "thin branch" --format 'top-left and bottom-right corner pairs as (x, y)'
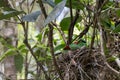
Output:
(19, 0), (25, 11)
(30, 0), (36, 12)
(7, 0), (51, 79)
(67, 10), (80, 45)
(21, 22), (51, 80)
(38, 0), (47, 18)
(38, 0), (63, 80)
(98, 22), (120, 76)
(79, 25), (90, 39)
(52, 22), (67, 45)
(97, 0), (108, 13)
(89, 0), (99, 53)
(48, 24), (64, 80)
(78, 1), (94, 12)
(90, 0), (109, 51)
(105, 62), (120, 75)
(89, 24), (96, 50)
(24, 22), (28, 80)
(67, 0), (73, 45)
(72, 25), (90, 43)
(25, 51), (28, 80)
(27, 0), (30, 13)
(69, 0), (73, 21)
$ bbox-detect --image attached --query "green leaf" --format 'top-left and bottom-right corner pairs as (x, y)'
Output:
(4, 48), (16, 56)
(60, 17), (70, 31)
(70, 41), (86, 50)
(18, 44), (26, 50)
(0, 7), (24, 20)
(0, 36), (15, 48)
(0, 0), (8, 7)
(102, 1), (113, 10)
(38, 57), (46, 61)
(107, 56), (116, 62)
(34, 48), (41, 57)
(21, 49), (28, 53)
(42, 0), (56, 7)
(102, 20), (111, 29)
(0, 36), (6, 45)
(44, 0), (67, 26)
(54, 44), (65, 52)
(36, 33), (42, 41)
(113, 24), (120, 33)
(116, 9), (120, 17)
(70, 43), (80, 50)
(66, 0), (84, 10)
(21, 11), (41, 22)
(77, 41), (86, 47)
(103, 43), (109, 55)
(46, 55), (52, 61)
(18, 44), (28, 54)
(14, 54), (24, 73)
(55, 0), (61, 4)
(100, 10), (113, 31)
(60, 16), (82, 31)
(0, 48), (16, 62)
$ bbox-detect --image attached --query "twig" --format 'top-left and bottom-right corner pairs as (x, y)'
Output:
(38, 0), (63, 80)
(78, 1), (94, 12)
(52, 22), (67, 45)
(89, 0), (100, 53)
(48, 24), (64, 80)
(68, 10), (80, 45)
(38, 0), (47, 18)
(97, 0), (108, 13)
(30, 0), (36, 12)
(27, 0), (30, 13)
(19, 0), (25, 11)
(79, 25), (90, 39)
(21, 22), (51, 80)
(89, 23), (96, 51)
(25, 50), (28, 80)
(98, 22), (120, 76)
(72, 25), (90, 43)
(77, 63), (92, 80)
(69, 0), (73, 21)
(7, 0), (51, 79)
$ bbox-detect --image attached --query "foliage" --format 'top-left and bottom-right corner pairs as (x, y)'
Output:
(0, 7), (24, 20)
(21, 11), (41, 22)
(0, 0), (120, 80)
(43, 0), (67, 26)
(14, 54), (24, 73)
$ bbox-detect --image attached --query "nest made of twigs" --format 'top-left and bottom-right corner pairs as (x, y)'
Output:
(57, 46), (120, 80)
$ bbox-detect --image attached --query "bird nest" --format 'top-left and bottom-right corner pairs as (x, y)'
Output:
(57, 46), (120, 80)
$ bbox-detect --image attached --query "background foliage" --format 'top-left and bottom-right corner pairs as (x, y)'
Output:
(0, 0), (120, 80)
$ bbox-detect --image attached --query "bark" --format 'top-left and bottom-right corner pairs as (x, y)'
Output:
(0, 21), (4, 79)
(4, 56), (17, 80)
(0, 20), (17, 80)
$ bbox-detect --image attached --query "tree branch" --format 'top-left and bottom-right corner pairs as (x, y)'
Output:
(52, 22), (67, 45)
(38, 0), (63, 80)
(98, 22), (120, 76)
(21, 22), (51, 80)
(67, 10), (80, 45)
(69, 0), (73, 21)
(72, 25), (90, 43)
